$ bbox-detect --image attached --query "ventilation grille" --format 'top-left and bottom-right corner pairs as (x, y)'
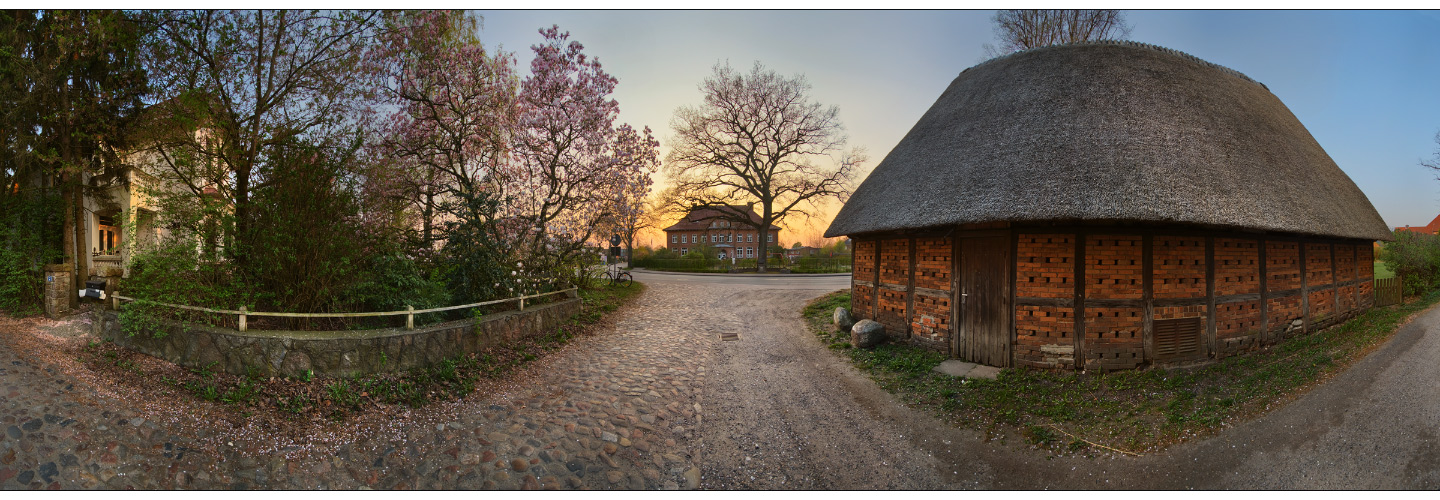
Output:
(1154, 317), (1203, 361)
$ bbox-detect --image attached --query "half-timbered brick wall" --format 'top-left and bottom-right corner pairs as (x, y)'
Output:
(1015, 234), (1076, 368)
(851, 240), (877, 318)
(848, 228), (1377, 371)
(877, 238), (910, 339)
(910, 237), (952, 347)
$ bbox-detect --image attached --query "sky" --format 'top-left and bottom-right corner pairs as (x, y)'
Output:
(469, 10), (1440, 247)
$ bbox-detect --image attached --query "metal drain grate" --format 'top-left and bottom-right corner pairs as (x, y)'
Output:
(719, 332), (739, 341)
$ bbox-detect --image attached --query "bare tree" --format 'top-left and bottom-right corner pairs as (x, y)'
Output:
(665, 62), (866, 272)
(987, 10), (1132, 56)
(1422, 131), (1440, 180)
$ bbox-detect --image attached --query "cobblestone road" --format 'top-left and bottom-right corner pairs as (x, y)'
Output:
(0, 282), (727, 490)
(13, 272), (1433, 490)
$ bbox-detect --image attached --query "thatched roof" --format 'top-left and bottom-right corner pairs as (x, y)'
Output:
(826, 41), (1391, 241)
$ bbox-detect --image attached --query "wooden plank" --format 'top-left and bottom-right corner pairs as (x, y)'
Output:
(1010, 230), (1019, 368)
(1014, 297), (1076, 307)
(951, 234), (961, 358)
(959, 235), (1011, 367)
(1214, 293), (1262, 304)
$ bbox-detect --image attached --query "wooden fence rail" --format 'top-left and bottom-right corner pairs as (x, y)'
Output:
(1374, 277), (1402, 307)
(113, 288), (579, 332)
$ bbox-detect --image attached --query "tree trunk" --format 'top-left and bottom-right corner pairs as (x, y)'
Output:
(61, 175), (79, 308)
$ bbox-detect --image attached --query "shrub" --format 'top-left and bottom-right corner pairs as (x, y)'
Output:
(0, 191), (63, 316)
(120, 239), (254, 337)
(1381, 231), (1440, 296)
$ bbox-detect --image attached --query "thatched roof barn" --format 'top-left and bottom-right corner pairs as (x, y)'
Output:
(826, 42), (1389, 371)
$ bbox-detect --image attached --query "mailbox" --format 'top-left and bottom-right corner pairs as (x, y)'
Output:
(79, 278), (107, 300)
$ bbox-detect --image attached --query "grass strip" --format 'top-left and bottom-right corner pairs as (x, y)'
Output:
(804, 288), (1440, 456)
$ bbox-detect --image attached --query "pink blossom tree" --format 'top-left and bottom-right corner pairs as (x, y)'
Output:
(604, 124), (661, 263)
(375, 11), (520, 254)
(502, 26), (635, 281)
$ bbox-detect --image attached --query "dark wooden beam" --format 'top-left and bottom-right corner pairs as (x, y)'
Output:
(1259, 237), (1269, 344)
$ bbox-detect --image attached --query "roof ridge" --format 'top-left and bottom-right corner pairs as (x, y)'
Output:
(964, 40), (1266, 91)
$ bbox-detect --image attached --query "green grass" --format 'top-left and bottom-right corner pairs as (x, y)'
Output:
(1375, 260), (1395, 279)
(805, 288), (1440, 455)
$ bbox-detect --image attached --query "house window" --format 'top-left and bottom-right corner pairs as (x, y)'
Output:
(748, 234), (753, 242)
(671, 235), (677, 243)
(747, 247), (753, 257)
(96, 215), (121, 255)
(710, 234), (716, 243)
(768, 234), (773, 243)
(681, 248), (688, 255)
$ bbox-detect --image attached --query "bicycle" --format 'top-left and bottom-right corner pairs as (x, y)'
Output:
(601, 262), (633, 287)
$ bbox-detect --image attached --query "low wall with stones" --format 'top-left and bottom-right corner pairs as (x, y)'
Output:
(93, 297), (582, 378)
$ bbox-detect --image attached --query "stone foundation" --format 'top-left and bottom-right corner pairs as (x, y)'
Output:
(94, 297), (583, 378)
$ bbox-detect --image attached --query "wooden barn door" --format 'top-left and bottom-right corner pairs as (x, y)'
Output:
(954, 234), (1012, 367)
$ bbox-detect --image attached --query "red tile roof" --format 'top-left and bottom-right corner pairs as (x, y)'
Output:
(1394, 214), (1440, 235)
(663, 205), (781, 232)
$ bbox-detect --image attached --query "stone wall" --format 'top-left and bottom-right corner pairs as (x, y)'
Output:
(94, 297), (583, 378)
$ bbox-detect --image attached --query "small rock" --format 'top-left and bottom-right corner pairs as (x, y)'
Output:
(606, 471), (624, 484)
(602, 443), (618, 455)
(619, 438), (631, 447)
(833, 307), (855, 332)
(851, 319), (886, 348)
(511, 459), (528, 472)
(20, 419), (41, 432)
(600, 432), (618, 443)
(683, 467), (700, 489)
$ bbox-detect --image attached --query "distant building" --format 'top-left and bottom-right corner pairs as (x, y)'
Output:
(662, 206), (780, 260)
(1393, 214), (1440, 235)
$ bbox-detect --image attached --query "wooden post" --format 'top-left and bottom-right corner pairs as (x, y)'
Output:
(238, 305), (247, 332)
(406, 305), (414, 330)
(520, 297), (525, 311)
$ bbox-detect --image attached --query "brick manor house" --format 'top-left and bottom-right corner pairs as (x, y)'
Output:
(662, 206), (780, 260)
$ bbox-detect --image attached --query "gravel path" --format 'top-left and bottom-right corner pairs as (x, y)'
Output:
(3, 276), (1439, 490)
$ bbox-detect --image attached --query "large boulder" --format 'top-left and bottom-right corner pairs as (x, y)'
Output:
(851, 319), (886, 348)
(833, 307), (855, 333)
